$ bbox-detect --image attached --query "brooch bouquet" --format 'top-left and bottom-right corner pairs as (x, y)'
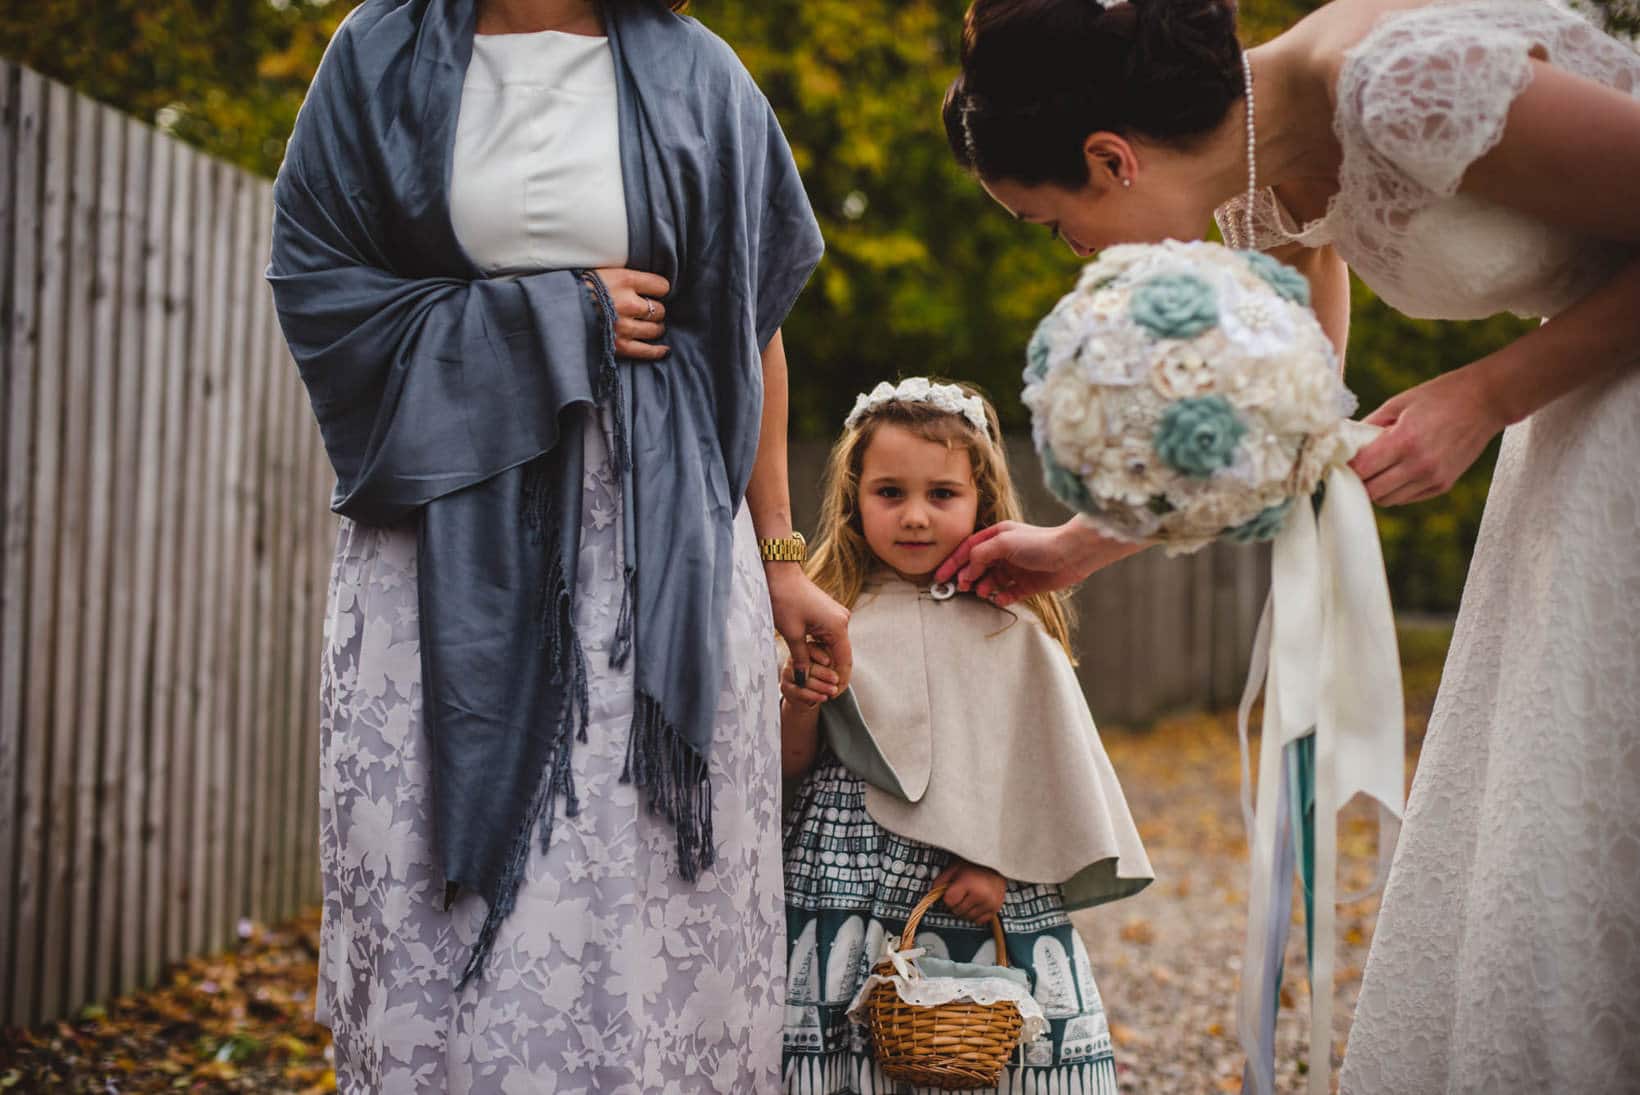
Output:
(1024, 239), (1373, 554)
(1024, 239), (1405, 1095)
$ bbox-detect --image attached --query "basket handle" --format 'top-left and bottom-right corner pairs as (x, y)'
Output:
(900, 883), (1010, 969)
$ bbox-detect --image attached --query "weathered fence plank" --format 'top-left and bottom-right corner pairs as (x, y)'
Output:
(153, 136), (194, 971)
(79, 100), (125, 1006)
(127, 119), (171, 995)
(244, 188), (278, 925)
(0, 61), (27, 1030)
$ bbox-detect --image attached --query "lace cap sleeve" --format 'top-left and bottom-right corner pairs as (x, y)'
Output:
(1340, 6), (1540, 199)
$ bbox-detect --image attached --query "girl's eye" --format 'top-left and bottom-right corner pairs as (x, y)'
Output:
(930, 488), (956, 501)
(877, 486), (902, 499)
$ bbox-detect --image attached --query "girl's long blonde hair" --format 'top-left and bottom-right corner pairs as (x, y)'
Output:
(805, 380), (1074, 657)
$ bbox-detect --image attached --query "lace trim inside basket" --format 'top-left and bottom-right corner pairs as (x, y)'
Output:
(846, 973), (1049, 1043)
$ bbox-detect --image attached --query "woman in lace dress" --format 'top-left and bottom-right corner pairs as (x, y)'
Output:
(270, 1), (850, 1091)
(935, 0), (1640, 1090)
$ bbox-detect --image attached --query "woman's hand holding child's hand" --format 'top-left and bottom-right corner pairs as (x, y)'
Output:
(934, 860), (1007, 925)
(780, 650), (840, 708)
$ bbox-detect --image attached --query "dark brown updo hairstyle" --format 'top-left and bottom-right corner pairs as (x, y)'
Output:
(945, 0), (1244, 187)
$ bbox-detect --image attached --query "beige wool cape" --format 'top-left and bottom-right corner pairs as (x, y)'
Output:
(820, 574), (1153, 910)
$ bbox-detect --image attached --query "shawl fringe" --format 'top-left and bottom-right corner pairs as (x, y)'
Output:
(459, 270), (712, 984)
(583, 271), (638, 670)
(460, 458), (591, 988)
(623, 692), (716, 881)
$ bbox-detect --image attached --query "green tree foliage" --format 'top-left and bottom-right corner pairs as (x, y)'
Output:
(0, 0), (346, 177)
(1, 0), (1582, 610)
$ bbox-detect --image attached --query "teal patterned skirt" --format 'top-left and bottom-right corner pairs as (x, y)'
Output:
(783, 759), (1120, 1095)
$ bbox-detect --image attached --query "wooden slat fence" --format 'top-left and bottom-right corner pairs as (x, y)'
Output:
(0, 62), (334, 1028)
(0, 61), (1269, 1027)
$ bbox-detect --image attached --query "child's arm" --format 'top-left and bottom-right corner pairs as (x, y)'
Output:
(779, 653), (840, 780)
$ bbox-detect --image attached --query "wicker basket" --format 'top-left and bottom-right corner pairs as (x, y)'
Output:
(863, 884), (1026, 1090)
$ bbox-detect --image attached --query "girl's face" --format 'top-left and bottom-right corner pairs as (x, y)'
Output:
(857, 423), (981, 583)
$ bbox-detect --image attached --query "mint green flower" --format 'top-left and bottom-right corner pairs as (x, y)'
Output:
(1039, 445), (1097, 514)
(1130, 273), (1218, 339)
(1025, 321), (1054, 384)
(1226, 499), (1294, 543)
(1244, 251), (1311, 307)
(1154, 395), (1246, 478)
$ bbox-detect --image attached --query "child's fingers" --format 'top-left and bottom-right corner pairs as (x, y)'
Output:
(789, 641), (812, 689)
(784, 665), (839, 696)
(779, 682), (829, 707)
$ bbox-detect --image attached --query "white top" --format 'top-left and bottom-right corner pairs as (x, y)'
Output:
(1215, 0), (1638, 321)
(450, 30), (629, 273)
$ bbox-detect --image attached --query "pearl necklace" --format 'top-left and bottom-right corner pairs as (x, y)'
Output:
(1241, 50), (1257, 247)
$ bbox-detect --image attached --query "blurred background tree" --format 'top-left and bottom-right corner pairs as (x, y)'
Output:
(10, 0), (1618, 612)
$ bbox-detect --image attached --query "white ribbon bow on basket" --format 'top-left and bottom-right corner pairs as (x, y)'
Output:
(880, 938), (927, 982)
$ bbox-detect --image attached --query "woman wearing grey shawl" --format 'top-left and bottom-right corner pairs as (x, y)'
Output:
(268, 0), (848, 1088)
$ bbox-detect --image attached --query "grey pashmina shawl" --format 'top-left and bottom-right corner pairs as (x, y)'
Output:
(268, 0), (822, 982)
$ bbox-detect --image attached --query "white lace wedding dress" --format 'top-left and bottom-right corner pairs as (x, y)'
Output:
(314, 31), (785, 1094)
(1219, 3), (1640, 1091)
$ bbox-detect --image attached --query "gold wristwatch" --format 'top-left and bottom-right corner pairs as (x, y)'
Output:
(757, 530), (806, 563)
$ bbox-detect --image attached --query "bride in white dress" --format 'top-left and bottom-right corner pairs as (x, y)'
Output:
(941, 0), (1640, 1089)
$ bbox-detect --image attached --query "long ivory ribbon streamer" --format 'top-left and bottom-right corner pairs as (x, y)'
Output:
(1236, 463), (1406, 1095)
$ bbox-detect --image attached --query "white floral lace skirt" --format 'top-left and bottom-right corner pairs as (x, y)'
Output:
(1342, 367), (1640, 1093)
(315, 412), (786, 1094)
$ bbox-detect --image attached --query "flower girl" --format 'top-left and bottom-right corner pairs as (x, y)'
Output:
(781, 378), (1153, 1094)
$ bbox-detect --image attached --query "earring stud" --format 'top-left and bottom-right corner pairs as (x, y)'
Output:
(1122, 178), (1132, 189)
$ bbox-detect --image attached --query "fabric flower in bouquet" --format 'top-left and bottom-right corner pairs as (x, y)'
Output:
(1023, 238), (1376, 554)
(1024, 239), (1406, 1095)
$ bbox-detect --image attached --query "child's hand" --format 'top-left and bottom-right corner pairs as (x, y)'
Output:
(934, 860), (1007, 924)
(780, 655), (840, 708)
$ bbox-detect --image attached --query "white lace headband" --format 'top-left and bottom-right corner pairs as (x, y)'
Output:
(844, 377), (990, 436)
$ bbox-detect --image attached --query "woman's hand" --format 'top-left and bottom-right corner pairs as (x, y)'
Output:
(934, 518), (1144, 606)
(1351, 363), (1511, 506)
(766, 565), (853, 692)
(589, 268), (671, 361)
(934, 860), (1008, 925)
(780, 652), (840, 708)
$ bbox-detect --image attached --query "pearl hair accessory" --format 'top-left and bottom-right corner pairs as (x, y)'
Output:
(845, 377), (991, 436)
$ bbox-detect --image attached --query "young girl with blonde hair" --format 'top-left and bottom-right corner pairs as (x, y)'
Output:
(781, 378), (1153, 1094)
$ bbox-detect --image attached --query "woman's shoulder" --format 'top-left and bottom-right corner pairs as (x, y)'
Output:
(1331, 0), (1631, 194)
(633, 7), (765, 97)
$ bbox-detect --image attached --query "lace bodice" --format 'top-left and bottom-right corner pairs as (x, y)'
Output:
(1216, 0), (1639, 320)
